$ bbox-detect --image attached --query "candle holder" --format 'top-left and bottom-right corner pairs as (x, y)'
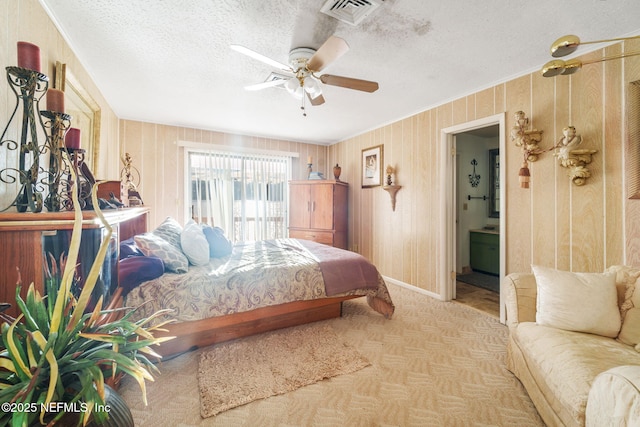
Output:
(0, 66), (49, 212)
(40, 110), (72, 211)
(307, 163), (313, 179)
(60, 147), (95, 211)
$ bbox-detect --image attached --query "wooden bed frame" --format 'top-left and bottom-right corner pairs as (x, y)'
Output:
(151, 295), (360, 357)
(114, 227), (362, 358)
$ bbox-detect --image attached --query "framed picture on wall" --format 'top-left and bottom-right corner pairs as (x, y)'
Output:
(361, 145), (383, 188)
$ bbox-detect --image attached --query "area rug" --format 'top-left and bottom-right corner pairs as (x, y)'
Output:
(197, 323), (370, 418)
(457, 271), (500, 293)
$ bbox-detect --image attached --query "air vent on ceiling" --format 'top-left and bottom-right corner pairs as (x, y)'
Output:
(265, 72), (290, 89)
(320, 0), (384, 26)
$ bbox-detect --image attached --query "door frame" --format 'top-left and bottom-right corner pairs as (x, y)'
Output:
(440, 113), (507, 322)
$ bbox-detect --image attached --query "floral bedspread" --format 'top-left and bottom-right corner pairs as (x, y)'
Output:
(125, 239), (394, 324)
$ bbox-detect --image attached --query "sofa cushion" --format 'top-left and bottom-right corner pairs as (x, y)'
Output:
(532, 265), (621, 337)
(511, 322), (640, 426)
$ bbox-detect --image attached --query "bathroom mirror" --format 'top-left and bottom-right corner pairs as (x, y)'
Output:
(488, 148), (500, 218)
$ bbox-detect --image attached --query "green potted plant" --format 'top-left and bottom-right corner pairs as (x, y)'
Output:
(0, 171), (174, 426)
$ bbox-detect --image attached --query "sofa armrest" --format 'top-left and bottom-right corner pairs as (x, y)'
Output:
(503, 273), (537, 328)
(586, 365), (640, 426)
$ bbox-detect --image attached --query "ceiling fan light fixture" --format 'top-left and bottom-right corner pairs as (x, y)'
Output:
(304, 77), (321, 97)
(284, 78), (303, 99)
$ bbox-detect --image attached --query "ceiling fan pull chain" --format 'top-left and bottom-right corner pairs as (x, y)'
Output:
(301, 87), (307, 117)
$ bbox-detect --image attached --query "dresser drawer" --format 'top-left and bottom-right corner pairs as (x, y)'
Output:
(288, 229), (334, 245)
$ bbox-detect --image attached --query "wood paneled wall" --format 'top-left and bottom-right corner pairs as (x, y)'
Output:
(119, 120), (328, 228)
(329, 41), (640, 296)
(5, 0), (639, 299)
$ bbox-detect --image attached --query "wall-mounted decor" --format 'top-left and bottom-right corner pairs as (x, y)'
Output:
(468, 158), (481, 187)
(382, 164), (401, 211)
(361, 144), (383, 188)
(554, 126), (597, 186)
(511, 111), (543, 188)
(488, 149), (500, 218)
(55, 61), (101, 174)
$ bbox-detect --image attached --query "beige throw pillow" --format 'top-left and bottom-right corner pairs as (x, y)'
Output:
(618, 308), (640, 349)
(606, 265), (640, 317)
(532, 265), (621, 338)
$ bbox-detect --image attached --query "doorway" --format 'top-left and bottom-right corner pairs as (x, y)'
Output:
(440, 114), (506, 322)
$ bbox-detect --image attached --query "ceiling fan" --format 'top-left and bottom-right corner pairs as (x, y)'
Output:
(230, 36), (379, 116)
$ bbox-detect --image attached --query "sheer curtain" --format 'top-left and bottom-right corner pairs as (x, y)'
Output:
(188, 150), (291, 243)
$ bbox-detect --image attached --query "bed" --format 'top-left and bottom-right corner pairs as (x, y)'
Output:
(122, 237), (395, 357)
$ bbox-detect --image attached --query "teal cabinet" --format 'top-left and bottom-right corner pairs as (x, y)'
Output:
(470, 231), (499, 275)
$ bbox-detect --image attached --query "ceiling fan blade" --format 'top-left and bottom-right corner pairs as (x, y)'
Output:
(308, 92), (325, 106)
(244, 78), (289, 91)
(230, 44), (291, 72)
(306, 36), (350, 72)
(319, 74), (379, 93)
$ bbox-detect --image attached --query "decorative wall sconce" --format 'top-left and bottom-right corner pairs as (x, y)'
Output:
(468, 159), (481, 187)
(382, 164), (401, 211)
(553, 126), (597, 186)
(511, 114), (598, 188)
(510, 111), (543, 188)
(541, 34), (640, 77)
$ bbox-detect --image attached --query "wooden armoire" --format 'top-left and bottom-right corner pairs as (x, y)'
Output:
(288, 180), (348, 249)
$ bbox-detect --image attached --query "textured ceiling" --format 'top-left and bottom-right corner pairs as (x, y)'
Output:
(40, 0), (640, 145)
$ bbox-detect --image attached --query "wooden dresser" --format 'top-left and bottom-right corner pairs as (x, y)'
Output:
(288, 180), (348, 249)
(0, 207), (149, 318)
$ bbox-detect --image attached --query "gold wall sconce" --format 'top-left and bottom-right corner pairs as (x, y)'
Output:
(383, 164), (401, 211)
(541, 34), (640, 77)
(511, 111), (543, 188)
(553, 126), (597, 186)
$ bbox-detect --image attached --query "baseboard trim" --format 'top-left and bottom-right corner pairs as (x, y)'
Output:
(382, 275), (444, 301)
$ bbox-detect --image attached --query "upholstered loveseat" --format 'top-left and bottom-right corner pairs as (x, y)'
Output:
(504, 265), (640, 426)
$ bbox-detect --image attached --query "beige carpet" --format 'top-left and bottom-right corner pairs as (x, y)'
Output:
(197, 323), (370, 418)
(119, 283), (545, 426)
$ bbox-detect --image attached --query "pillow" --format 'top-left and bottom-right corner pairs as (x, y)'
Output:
(606, 265), (640, 317)
(201, 225), (232, 258)
(618, 307), (640, 349)
(134, 232), (189, 273)
(152, 217), (183, 250)
(119, 237), (144, 260)
(532, 265), (621, 337)
(181, 220), (209, 266)
(118, 256), (164, 295)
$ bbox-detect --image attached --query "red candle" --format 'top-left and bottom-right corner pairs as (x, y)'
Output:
(46, 89), (65, 113)
(65, 127), (81, 149)
(17, 41), (41, 72)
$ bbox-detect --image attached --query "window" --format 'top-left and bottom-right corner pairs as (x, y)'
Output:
(187, 150), (291, 243)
